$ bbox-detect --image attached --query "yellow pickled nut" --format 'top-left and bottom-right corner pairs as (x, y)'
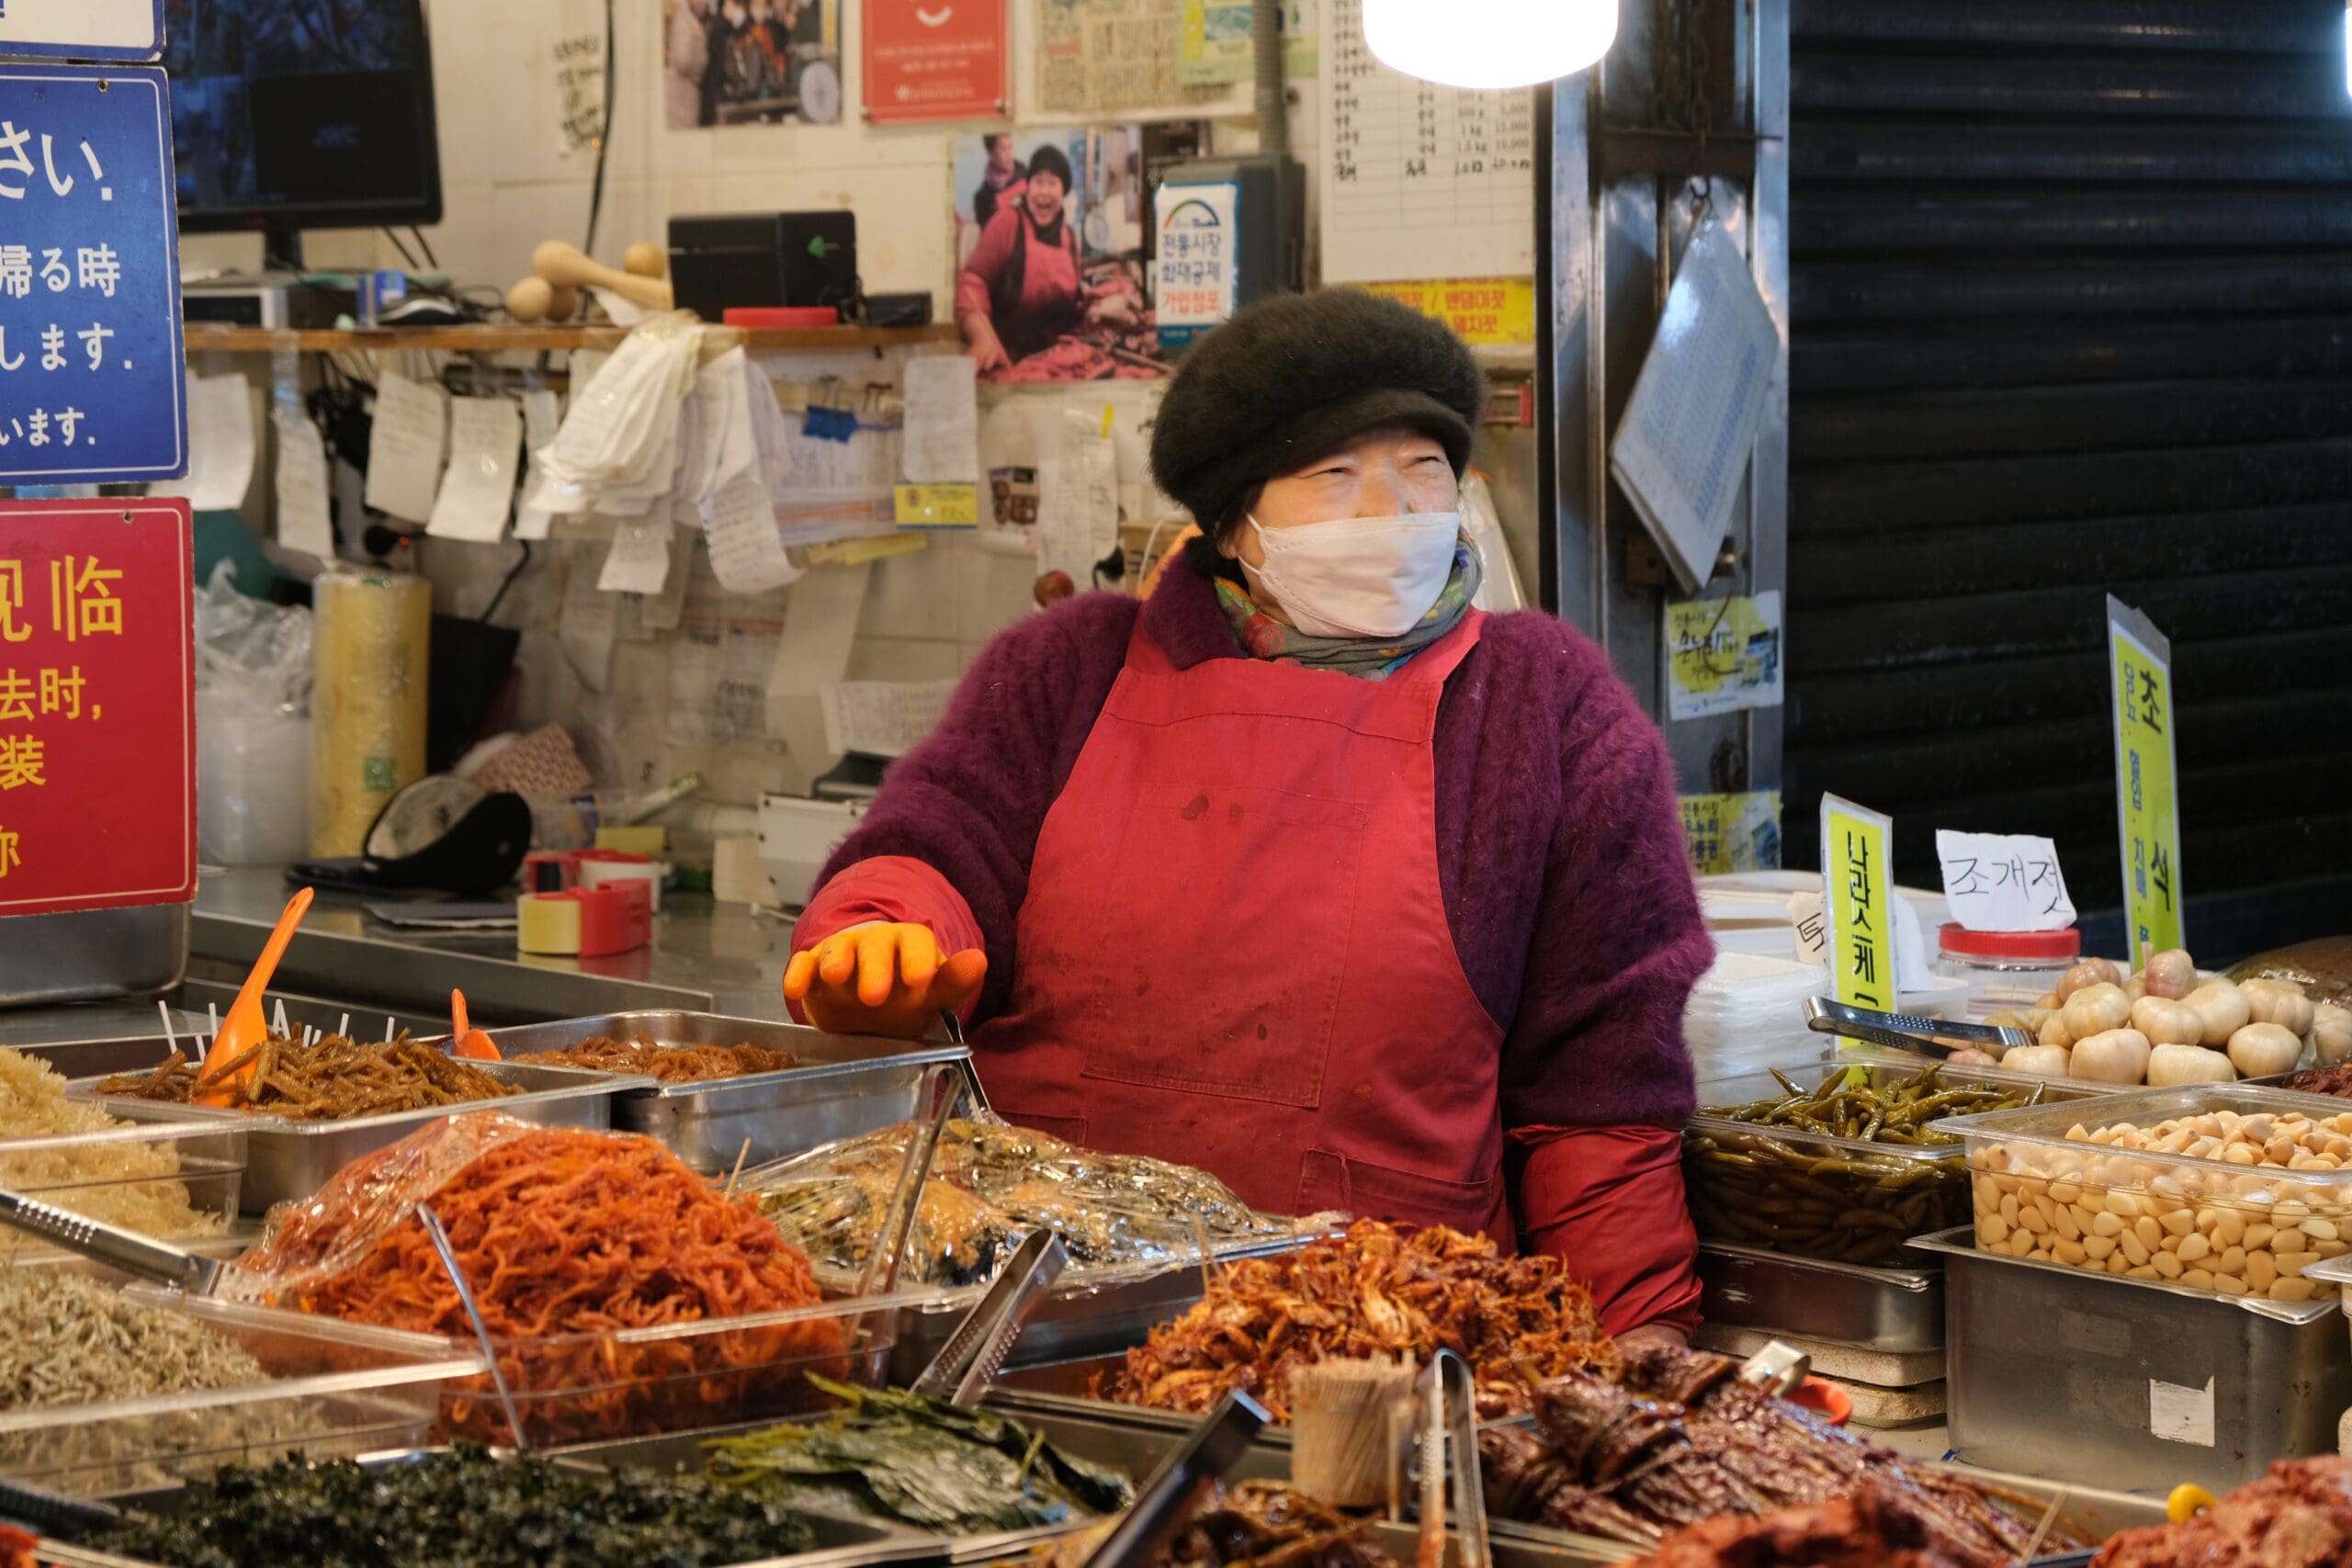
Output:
(2177, 1233), (2212, 1263)
(2092, 1212), (2125, 1237)
(2169, 1484), (2218, 1523)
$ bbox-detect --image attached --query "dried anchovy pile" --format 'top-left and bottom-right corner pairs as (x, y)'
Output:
(0, 1269), (266, 1412)
(1482, 1346), (2068, 1564)
(1703, 1066), (2042, 1148)
(96, 1036), (518, 1121)
(508, 1034), (797, 1084)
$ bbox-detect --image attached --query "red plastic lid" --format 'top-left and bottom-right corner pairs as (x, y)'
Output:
(722, 306), (840, 328)
(1938, 921), (2080, 961)
(576, 849), (653, 865)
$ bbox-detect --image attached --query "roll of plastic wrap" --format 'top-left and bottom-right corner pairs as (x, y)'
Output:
(310, 570), (431, 857)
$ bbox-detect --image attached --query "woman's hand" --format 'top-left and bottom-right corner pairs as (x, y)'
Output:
(784, 920), (988, 1039)
(964, 318), (1012, 374)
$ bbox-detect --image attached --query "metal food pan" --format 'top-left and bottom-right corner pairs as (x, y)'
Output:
(0, 1294), (480, 1498)
(1913, 1224), (2352, 1494)
(71, 1061), (650, 1215)
(478, 1011), (976, 1174)
(563, 1404), (1634, 1566)
(1697, 1240), (1944, 1352)
(47, 1447), (942, 1568)
(886, 1234), (1329, 1386)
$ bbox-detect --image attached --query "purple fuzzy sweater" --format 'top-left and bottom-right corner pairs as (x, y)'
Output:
(806, 552), (1713, 1134)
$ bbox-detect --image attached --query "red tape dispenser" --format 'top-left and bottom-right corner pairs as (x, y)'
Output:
(516, 881), (651, 958)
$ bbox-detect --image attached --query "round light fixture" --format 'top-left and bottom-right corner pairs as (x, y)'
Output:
(1363, 0), (1618, 90)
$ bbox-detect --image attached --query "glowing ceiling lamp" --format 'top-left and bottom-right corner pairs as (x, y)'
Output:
(1363, 0), (1618, 91)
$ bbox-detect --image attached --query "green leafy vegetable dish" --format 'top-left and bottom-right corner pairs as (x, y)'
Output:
(78, 1444), (820, 1568)
(707, 1377), (1137, 1534)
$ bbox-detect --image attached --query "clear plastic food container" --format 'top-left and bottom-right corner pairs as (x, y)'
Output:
(1935, 923), (2082, 1017)
(0, 1122), (244, 1258)
(424, 1293), (905, 1449)
(1683, 1059), (2101, 1265)
(1942, 1086), (2352, 1304)
(1829, 1044), (2141, 1097)
(0, 1290), (477, 1496)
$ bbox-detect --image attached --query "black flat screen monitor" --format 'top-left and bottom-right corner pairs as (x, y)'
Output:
(164, 0), (443, 263)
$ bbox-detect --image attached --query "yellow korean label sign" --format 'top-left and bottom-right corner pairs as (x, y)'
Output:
(1679, 791), (1781, 875)
(893, 483), (979, 528)
(2109, 596), (2183, 963)
(1820, 793), (1894, 1011)
(1361, 277), (1535, 345)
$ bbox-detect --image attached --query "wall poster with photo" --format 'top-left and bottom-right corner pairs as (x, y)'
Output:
(663, 0), (844, 128)
(950, 123), (1209, 383)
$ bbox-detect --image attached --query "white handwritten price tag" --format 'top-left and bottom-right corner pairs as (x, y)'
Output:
(1936, 830), (2075, 933)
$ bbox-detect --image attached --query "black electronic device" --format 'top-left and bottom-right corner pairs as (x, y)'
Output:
(856, 291), (934, 328)
(669, 212), (858, 321)
(165, 0), (444, 268)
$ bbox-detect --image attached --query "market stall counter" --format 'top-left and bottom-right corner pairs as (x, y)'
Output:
(187, 867), (803, 1027)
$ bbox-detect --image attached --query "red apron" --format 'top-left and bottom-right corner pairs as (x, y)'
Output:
(973, 610), (1513, 1240)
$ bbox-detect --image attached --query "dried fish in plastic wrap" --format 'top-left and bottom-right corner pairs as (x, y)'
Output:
(743, 1113), (1338, 1290)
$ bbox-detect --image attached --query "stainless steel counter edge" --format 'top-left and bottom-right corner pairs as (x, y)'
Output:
(191, 868), (806, 1026)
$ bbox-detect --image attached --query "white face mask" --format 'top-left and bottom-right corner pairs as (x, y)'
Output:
(1240, 512), (1463, 639)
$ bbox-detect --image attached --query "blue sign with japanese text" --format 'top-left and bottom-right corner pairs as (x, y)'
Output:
(0, 65), (185, 486)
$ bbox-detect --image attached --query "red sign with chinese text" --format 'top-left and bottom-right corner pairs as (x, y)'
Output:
(863, 0), (1007, 124)
(0, 498), (193, 916)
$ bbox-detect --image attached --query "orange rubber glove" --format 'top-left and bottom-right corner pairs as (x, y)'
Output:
(783, 920), (988, 1039)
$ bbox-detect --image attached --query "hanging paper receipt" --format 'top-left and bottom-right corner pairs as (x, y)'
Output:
(1610, 221), (1779, 593)
(1936, 829), (2075, 933)
(821, 679), (956, 760)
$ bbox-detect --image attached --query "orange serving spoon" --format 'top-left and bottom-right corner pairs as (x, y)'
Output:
(195, 887), (314, 1106)
(448, 989), (501, 1062)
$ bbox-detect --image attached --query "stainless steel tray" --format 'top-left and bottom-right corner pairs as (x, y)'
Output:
(886, 1234), (1327, 1386)
(1699, 1240), (1945, 1353)
(0, 1009), (208, 1080)
(1913, 1224), (2352, 1494)
(562, 1403), (1635, 1565)
(479, 1011), (976, 1175)
(72, 1061), (650, 1215)
(51, 1446), (945, 1568)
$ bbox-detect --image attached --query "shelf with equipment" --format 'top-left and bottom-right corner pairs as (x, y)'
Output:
(181, 323), (960, 356)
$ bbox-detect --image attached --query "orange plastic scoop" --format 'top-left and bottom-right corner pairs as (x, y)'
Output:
(449, 989), (500, 1062)
(195, 887), (314, 1106)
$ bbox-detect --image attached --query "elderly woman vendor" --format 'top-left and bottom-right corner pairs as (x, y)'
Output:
(786, 290), (1714, 1346)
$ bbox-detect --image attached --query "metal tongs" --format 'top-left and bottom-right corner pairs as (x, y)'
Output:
(1736, 1340), (1812, 1398)
(910, 1228), (1070, 1405)
(1083, 1391), (1271, 1568)
(1804, 997), (2032, 1062)
(1414, 1350), (1490, 1568)
(855, 1063), (963, 1301)
(0, 1185), (224, 1296)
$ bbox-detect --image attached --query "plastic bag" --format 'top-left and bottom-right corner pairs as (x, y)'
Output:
(741, 1110), (1341, 1291)
(195, 561), (312, 717)
(194, 562), (313, 864)
(226, 1111), (859, 1446)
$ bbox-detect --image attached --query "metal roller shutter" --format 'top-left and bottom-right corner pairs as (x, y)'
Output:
(1783, 0), (2352, 960)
